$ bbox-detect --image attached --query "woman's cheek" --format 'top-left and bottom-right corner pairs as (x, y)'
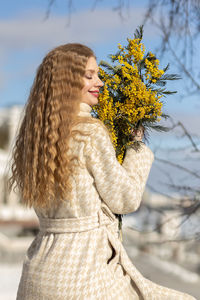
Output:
(82, 80), (92, 93)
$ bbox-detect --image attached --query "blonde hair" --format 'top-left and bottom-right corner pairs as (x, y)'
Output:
(9, 43), (95, 208)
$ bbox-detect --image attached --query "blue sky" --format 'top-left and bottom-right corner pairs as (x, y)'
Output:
(0, 0), (199, 134)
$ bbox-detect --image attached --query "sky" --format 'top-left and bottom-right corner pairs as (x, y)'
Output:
(0, 0), (199, 138)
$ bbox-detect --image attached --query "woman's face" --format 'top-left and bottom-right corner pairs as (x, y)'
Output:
(81, 56), (104, 106)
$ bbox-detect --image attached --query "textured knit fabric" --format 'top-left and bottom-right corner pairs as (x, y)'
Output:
(17, 103), (196, 300)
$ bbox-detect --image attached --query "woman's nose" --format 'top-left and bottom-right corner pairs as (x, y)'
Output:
(96, 77), (104, 87)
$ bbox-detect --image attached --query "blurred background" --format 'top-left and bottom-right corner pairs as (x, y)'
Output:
(0, 0), (200, 299)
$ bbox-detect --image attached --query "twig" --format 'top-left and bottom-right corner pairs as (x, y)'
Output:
(167, 41), (200, 90)
(169, 119), (200, 152)
(155, 157), (200, 179)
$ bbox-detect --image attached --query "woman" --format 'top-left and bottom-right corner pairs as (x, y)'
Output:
(10, 44), (195, 299)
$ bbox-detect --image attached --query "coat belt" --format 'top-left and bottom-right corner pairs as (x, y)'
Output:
(39, 206), (118, 234)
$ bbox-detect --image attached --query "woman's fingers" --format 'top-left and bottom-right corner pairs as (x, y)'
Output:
(132, 126), (144, 141)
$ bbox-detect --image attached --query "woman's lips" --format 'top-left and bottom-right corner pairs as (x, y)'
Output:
(89, 91), (99, 98)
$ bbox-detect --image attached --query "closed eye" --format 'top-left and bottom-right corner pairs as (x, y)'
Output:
(85, 75), (93, 79)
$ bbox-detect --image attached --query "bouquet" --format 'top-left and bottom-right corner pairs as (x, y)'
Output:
(92, 26), (180, 164)
(92, 26), (180, 237)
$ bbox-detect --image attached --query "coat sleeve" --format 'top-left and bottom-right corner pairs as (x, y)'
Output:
(85, 123), (154, 214)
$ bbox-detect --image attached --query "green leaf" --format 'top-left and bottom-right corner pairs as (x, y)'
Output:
(147, 124), (170, 132)
(163, 64), (170, 72)
(161, 113), (170, 119)
(153, 80), (166, 87)
(134, 25), (144, 40)
(99, 60), (115, 73)
(151, 87), (177, 95)
(160, 74), (182, 81)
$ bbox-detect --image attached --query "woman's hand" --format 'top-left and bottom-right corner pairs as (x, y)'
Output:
(131, 126), (144, 142)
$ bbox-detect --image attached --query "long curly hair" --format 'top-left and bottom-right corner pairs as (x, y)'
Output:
(9, 43), (95, 209)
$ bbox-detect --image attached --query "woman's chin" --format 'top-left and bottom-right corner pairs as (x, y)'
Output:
(88, 98), (99, 106)
(91, 100), (98, 106)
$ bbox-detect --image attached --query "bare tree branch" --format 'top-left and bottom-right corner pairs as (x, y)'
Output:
(144, 0), (200, 92)
(166, 41), (200, 90)
(155, 157), (200, 179)
(45, 0), (73, 25)
(45, 0), (130, 22)
(169, 118), (200, 152)
(166, 183), (200, 194)
(147, 183), (178, 200)
(44, 0), (54, 20)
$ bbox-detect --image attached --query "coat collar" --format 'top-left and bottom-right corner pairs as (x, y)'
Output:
(78, 102), (92, 117)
